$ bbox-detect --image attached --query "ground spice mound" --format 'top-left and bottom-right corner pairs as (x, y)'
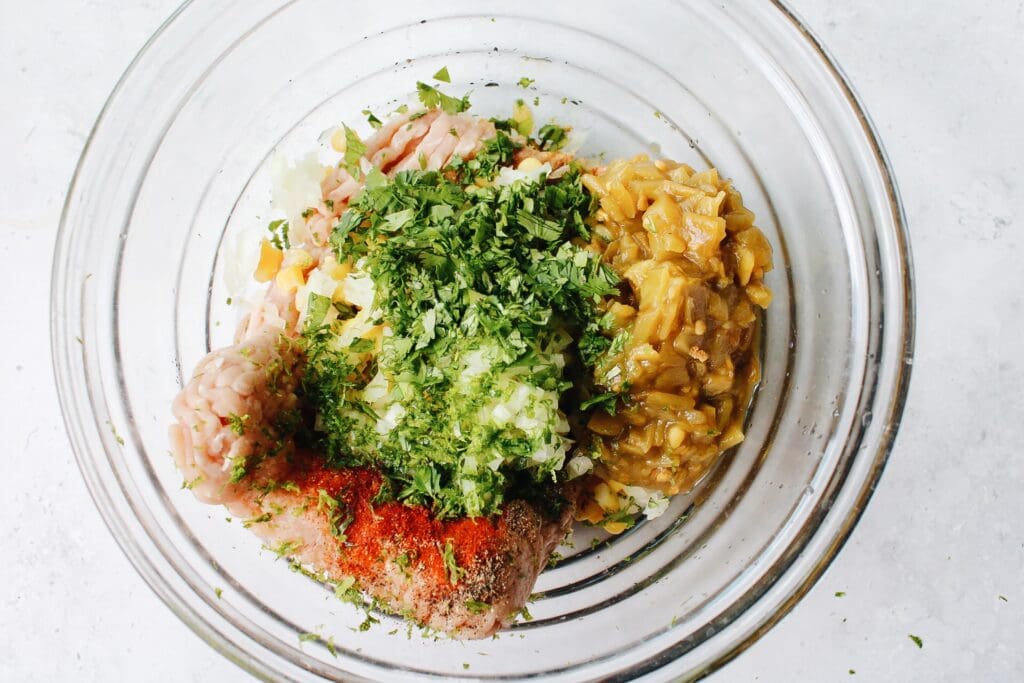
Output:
(294, 457), (507, 596)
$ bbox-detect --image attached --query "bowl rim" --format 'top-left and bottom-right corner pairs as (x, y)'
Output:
(51, 1), (915, 679)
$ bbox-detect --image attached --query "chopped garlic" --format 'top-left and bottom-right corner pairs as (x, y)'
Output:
(619, 484), (670, 519)
(495, 162), (552, 187)
(566, 454), (594, 479)
(341, 266), (375, 309)
(295, 267), (340, 326)
(375, 403), (406, 435)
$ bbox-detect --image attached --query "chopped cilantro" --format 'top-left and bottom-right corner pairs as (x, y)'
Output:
(226, 412), (250, 436)
(333, 575), (359, 603)
(580, 392), (619, 415)
(317, 489), (353, 543)
(595, 506), (637, 530)
(304, 155), (616, 519)
(370, 479), (394, 506)
(267, 218), (290, 250)
(835, 591), (846, 598)
(517, 76), (535, 88)
(358, 613), (380, 631)
(229, 458), (248, 481)
(442, 539), (464, 585)
(361, 109), (382, 129)
(395, 552), (411, 571)
(465, 599), (490, 614)
(288, 119), (628, 522)
(181, 475), (204, 490)
(517, 208), (563, 241)
(107, 422), (125, 446)
(415, 81), (470, 114)
(342, 125), (367, 178)
(447, 129), (517, 181)
(229, 454), (257, 484)
(348, 337), (375, 353)
(536, 124), (568, 152)
(304, 293), (333, 331)
(214, 588), (222, 599)
(251, 479), (300, 508)
(267, 540), (301, 557)
(513, 605), (533, 622)
(908, 634), (923, 648)
(243, 512), (273, 528)
(299, 632), (338, 658)
(432, 66), (451, 83)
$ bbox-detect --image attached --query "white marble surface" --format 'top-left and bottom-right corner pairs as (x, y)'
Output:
(3, 1), (1022, 680)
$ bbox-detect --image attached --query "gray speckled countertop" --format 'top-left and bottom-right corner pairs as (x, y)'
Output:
(3, 1), (1022, 680)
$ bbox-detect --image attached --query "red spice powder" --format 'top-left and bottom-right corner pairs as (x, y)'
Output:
(295, 458), (502, 592)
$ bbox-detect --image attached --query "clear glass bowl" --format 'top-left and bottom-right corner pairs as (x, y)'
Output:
(51, 1), (914, 680)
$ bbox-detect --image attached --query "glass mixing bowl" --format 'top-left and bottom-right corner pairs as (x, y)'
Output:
(51, 1), (913, 680)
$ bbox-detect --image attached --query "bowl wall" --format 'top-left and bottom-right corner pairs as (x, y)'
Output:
(52, 1), (913, 680)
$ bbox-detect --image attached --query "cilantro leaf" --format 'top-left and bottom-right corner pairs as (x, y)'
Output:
(432, 66), (451, 83)
(304, 293), (332, 331)
(342, 125), (366, 178)
(442, 539), (465, 584)
(537, 124), (568, 151)
(348, 337), (375, 353)
(516, 209), (563, 242)
(580, 392), (619, 415)
(465, 599), (490, 614)
(267, 219), (290, 250)
(416, 81), (470, 114)
(317, 489), (353, 543)
(362, 109), (382, 129)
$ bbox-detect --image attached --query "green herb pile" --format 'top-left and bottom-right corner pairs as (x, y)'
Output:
(297, 91), (618, 519)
